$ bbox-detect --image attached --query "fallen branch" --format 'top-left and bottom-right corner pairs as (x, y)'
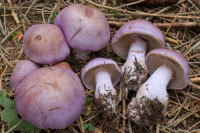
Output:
(7, 0), (20, 24)
(108, 21), (200, 28)
(190, 77), (200, 83)
(85, 0), (200, 19)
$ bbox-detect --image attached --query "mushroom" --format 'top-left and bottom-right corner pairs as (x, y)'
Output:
(81, 58), (121, 114)
(127, 49), (189, 126)
(15, 65), (86, 129)
(53, 62), (72, 70)
(54, 4), (110, 60)
(10, 60), (39, 90)
(23, 24), (70, 65)
(112, 19), (165, 94)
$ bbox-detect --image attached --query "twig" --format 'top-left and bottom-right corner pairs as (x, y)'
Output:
(188, 121), (200, 131)
(0, 25), (21, 46)
(189, 81), (200, 90)
(7, 0), (20, 24)
(116, 0), (146, 9)
(187, 0), (199, 10)
(0, 65), (7, 90)
(79, 116), (85, 133)
(190, 77), (200, 83)
(108, 21), (200, 28)
(128, 120), (133, 133)
(42, 8), (46, 24)
(165, 37), (179, 45)
(84, 0), (200, 19)
(156, 122), (160, 133)
(163, 109), (199, 129)
(0, 18), (5, 36)
(1, 116), (5, 133)
(68, 27), (81, 41)
(164, 5), (185, 36)
(5, 118), (23, 133)
(23, 0), (38, 20)
(47, 3), (57, 23)
(187, 54), (200, 60)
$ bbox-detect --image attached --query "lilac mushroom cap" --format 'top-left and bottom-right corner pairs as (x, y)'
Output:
(23, 24), (70, 65)
(112, 19), (165, 60)
(146, 49), (189, 89)
(15, 67), (86, 129)
(81, 58), (121, 113)
(54, 4), (110, 52)
(81, 58), (121, 90)
(10, 60), (39, 90)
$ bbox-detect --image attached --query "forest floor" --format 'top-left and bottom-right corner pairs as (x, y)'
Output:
(0, 0), (200, 133)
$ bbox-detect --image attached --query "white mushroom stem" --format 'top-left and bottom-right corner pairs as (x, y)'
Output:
(121, 36), (148, 76)
(131, 61), (175, 108)
(95, 70), (116, 99)
(94, 69), (117, 113)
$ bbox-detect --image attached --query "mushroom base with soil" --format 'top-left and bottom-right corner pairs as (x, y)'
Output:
(121, 36), (148, 95)
(127, 97), (165, 126)
(127, 61), (174, 125)
(95, 70), (118, 114)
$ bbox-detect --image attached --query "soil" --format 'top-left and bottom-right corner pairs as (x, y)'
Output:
(0, 0), (200, 133)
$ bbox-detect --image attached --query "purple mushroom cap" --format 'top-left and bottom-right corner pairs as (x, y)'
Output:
(146, 49), (189, 89)
(15, 67), (86, 129)
(10, 60), (39, 90)
(112, 19), (165, 60)
(23, 24), (70, 65)
(54, 4), (110, 52)
(81, 58), (121, 90)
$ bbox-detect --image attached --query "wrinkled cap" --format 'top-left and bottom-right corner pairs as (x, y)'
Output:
(10, 60), (39, 90)
(112, 19), (165, 60)
(146, 49), (189, 89)
(54, 4), (110, 52)
(81, 58), (121, 90)
(15, 67), (86, 129)
(23, 24), (70, 65)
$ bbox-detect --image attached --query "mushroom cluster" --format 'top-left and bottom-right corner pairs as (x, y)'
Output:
(10, 3), (111, 130)
(10, 3), (190, 130)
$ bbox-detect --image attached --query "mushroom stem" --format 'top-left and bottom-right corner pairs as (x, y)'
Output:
(95, 69), (117, 113)
(127, 62), (175, 126)
(121, 36), (148, 93)
(73, 49), (91, 61)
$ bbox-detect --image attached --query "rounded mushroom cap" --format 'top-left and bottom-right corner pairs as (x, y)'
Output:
(15, 67), (86, 129)
(54, 4), (110, 52)
(112, 19), (165, 60)
(23, 24), (70, 65)
(81, 58), (121, 90)
(10, 60), (39, 90)
(53, 62), (72, 70)
(146, 49), (189, 89)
